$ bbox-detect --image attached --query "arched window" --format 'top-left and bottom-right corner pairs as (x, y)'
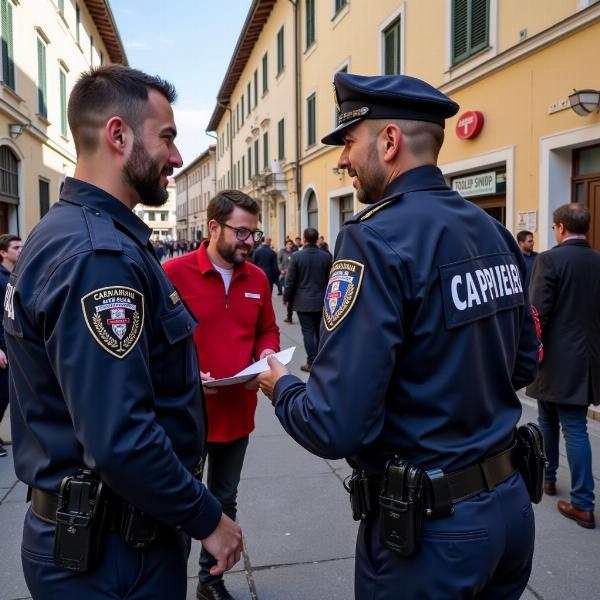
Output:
(307, 190), (318, 229)
(0, 146), (19, 202)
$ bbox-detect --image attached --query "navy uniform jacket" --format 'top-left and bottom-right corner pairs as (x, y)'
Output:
(3, 178), (221, 539)
(273, 165), (538, 476)
(0, 263), (10, 352)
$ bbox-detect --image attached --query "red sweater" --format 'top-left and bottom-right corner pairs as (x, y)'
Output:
(164, 243), (280, 442)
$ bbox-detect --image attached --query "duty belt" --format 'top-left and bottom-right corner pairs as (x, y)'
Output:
(352, 442), (519, 520)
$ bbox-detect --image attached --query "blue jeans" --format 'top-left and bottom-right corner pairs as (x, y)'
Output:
(297, 312), (322, 366)
(537, 401), (595, 512)
(199, 435), (249, 584)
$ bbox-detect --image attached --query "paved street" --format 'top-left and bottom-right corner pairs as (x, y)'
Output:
(0, 290), (598, 599)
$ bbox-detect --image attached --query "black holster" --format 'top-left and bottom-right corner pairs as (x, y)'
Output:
(379, 458), (426, 558)
(345, 470), (372, 521)
(53, 470), (109, 572)
(516, 422), (547, 504)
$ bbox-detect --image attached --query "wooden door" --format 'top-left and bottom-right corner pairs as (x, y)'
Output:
(589, 178), (600, 251)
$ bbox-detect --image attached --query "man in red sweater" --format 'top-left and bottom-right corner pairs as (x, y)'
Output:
(164, 190), (279, 600)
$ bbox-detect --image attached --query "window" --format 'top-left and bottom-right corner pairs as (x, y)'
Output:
(58, 0), (64, 15)
(253, 69), (258, 107)
(0, 146), (18, 200)
(254, 139), (259, 176)
(59, 68), (67, 137)
(39, 178), (50, 218)
(383, 17), (401, 75)
(339, 194), (354, 224)
(307, 191), (318, 229)
(1, 0), (15, 90)
(306, 0), (315, 48)
(277, 26), (284, 74)
(263, 132), (269, 170)
(262, 52), (268, 94)
(236, 103), (240, 130)
(452, 0), (489, 65)
(37, 37), (47, 118)
(90, 35), (94, 66)
(247, 148), (252, 180)
(307, 93), (316, 147)
(241, 96), (245, 125)
(75, 4), (81, 44)
(247, 82), (251, 115)
(242, 156), (246, 186)
(278, 118), (285, 160)
(334, 0), (347, 15)
(100, 50), (104, 66)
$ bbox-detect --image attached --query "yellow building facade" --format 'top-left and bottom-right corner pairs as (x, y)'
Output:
(0, 0), (126, 236)
(210, 0), (600, 252)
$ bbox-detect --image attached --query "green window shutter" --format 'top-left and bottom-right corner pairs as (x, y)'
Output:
(247, 148), (252, 180)
(76, 4), (81, 44)
(306, 0), (315, 48)
(58, 0), (64, 14)
(1, 0), (15, 90)
(470, 0), (489, 53)
(262, 53), (268, 93)
(277, 27), (284, 74)
(253, 70), (258, 106)
(278, 118), (285, 160)
(307, 94), (316, 147)
(254, 139), (259, 176)
(241, 97), (245, 124)
(263, 132), (269, 170)
(37, 38), (47, 118)
(247, 82), (251, 115)
(60, 69), (67, 136)
(383, 18), (401, 75)
(452, 0), (469, 65)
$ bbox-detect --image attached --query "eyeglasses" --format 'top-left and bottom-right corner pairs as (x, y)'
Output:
(219, 222), (264, 243)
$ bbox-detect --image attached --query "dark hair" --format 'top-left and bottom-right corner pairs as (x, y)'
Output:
(516, 230), (533, 243)
(552, 203), (590, 234)
(207, 190), (259, 223)
(68, 65), (177, 155)
(303, 228), (319, 244)
(0, 234), (21, 253)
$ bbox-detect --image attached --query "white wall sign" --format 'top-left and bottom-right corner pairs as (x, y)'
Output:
(517, 210), (537, 232)
(452, 171), (496, 197)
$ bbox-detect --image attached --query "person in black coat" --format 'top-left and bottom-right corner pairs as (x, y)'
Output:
(253, 237), (280, 294)
(526, 203), (600, 529)
(284, 228), (332, 371)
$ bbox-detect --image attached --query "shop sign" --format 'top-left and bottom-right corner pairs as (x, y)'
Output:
(456, 111), (485, 139)
(452, 171), (496, 197)
(517, 211), (537, 232)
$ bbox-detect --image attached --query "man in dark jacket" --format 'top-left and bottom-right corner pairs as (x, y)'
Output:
(284, 228), (332, 371)
(253, 237), (280, 294)
(527, 203), (600, 529)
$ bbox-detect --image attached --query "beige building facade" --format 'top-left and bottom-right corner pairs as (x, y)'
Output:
(174, 145), (216, 241)
(0, 0), (126, 236)
(136, 179), (176, 241)
(210, 0), (600, 252)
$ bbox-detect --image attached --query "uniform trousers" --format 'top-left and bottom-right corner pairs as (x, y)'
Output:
(537, 400), (595, 512)
(199, 435), (249, 584)
(354, 472), (534, 600)
(22, 509), (190, 599)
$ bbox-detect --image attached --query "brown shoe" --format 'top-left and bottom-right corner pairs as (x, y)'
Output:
(557, 500), (595, 529)
(544, 481), (556, 496)
(283, 319), (293, 324)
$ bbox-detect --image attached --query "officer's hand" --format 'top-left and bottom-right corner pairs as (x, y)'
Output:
(0, 349), (7, 369)
(257, 355), (289, 400)
(201, 513), (243, 576)
(201, 370), (217, 395)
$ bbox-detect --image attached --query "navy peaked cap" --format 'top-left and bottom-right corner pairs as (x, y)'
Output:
(322, 72), (460, 145)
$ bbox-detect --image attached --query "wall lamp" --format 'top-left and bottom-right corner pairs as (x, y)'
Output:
(331, 167), (345, 176)
(9, 123), (25, 139)
(569, 89), (600, 116)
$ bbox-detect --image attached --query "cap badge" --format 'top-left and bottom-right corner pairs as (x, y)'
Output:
(338, 106), (371, 124)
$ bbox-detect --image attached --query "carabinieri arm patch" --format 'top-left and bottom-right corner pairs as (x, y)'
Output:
(323, 260), (365, 331)
(81, 286), (144, 359)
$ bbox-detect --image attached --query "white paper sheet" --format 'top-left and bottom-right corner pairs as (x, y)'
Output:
(203, 346), (296, 388)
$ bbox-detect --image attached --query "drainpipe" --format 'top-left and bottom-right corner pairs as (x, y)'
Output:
(288, 0), (301, 235)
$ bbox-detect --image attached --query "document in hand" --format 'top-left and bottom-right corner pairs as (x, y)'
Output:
(203, 347), (296, 388)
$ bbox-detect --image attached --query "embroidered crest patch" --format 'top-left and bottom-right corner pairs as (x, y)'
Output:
(323, 260), (364, 331)
(81, 286), (144, 359)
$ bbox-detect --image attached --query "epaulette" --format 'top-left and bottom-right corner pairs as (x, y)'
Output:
(82, 205), (123, 252)
(358, 199), (394, 222)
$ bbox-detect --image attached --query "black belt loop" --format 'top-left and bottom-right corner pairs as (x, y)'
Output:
(479, 459), (496, 492)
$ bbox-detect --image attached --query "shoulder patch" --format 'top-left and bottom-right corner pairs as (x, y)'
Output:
(323, 260), (364, 331)
(81, 286), (144, 358)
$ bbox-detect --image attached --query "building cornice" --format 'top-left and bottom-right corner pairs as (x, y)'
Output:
(440, 2), (600, 95)
(83, 0), (128, 65)
(174, 146), (216, 180)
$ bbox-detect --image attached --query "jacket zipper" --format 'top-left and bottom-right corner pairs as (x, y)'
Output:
(225, 292), (229, 309)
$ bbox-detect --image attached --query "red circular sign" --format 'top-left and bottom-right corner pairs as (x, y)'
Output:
(455, 111), (485, 140)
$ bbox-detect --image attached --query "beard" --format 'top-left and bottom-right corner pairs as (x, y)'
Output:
(123, 138), (171, 207)
(353, 139), (387, 204)
(216, 230), (253, 265)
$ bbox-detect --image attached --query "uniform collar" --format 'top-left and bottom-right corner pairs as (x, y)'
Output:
(352, 165), (449, 222)
(60, 177), (152, 247)
(0, 263), (10, 276)
(196, 241), (250, 278)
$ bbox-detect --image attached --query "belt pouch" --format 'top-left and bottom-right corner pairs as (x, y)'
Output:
(347, 470), (371, 521)
(379, 459), (425, 557)
(53, 470), (109, 572)
(122, 506), (159, 548)
(516, 423), (547, 504)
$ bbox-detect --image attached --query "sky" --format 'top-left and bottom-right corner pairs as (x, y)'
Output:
(110, 0), (253, 171)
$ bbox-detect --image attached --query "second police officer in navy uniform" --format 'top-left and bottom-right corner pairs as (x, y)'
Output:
(3, 66), (242, 599)
(258, 72), (540, 599)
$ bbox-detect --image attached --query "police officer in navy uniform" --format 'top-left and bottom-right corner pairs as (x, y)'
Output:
(258, 72), (539, 599)
(3, 66), (242, 599)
